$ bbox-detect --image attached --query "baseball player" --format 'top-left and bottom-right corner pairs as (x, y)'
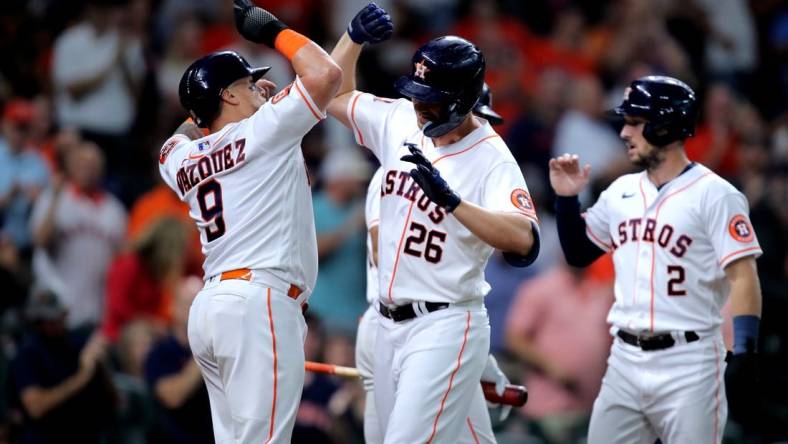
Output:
(549, 76), (763, 443)
(356, 86), (513, 444)
(158, 0), (341, 442)
(329, 5), (540, 443)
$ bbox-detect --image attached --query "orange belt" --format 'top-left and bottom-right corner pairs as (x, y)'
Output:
(219, 268), (303, 299)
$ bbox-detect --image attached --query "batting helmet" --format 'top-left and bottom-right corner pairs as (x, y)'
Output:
(179, 51), (270, 128)
(394, 36), (485, 137)
(610, 75), (698, 147)
(473, 83), (503, 126)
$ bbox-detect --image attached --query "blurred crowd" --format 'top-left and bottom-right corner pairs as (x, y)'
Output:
(0, 0), (786, 443)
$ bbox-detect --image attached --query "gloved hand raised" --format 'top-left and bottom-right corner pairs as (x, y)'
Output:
(400, 143), (461, 212)
(347, 3), (394, 45)
(233, 0), (286, 46)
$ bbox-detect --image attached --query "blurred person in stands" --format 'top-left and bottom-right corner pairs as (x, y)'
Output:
(293, 313), (341, 444)
(309, 148), (371, 335)
(101, 217), (190, 342)
(552, 75), (630, 200)
(108, 320), (158, 444)
(156, 15), (204, 129)
(51, 0), (146, 202)
(144, 276), (212, 444)
(506, 260), (614, 444)
(507, 68), (568, 182)
(685, 83), (740, 179)
(9, 286), (117, 443)
(0, 99), (50, 256)
(30, 141), (127, 333)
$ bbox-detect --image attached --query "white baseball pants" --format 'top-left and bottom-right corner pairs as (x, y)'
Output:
(588, 332), (727, 444)
(188, 278), (307, 444)
(372, 302), (493, 444)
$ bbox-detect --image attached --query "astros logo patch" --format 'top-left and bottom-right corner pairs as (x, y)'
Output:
(510, 189), (536, 216)
(271, 83), (293, 104)
(728, 214), (754, 243)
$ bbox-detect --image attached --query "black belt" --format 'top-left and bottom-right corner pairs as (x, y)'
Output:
(617, 330), (699, 351)
(378, 301), (449, 322)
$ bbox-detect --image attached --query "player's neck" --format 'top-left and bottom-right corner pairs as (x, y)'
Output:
(431, 115), (482, 147)
(646, 146), (691, 188)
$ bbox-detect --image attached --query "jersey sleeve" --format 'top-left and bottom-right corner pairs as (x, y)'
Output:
(157, 135), (191, 197)
(582, 188), (614, 252)
(480, 162), (539, 224)
(346, 92), (413, 160)
(365, 167), (383, 230)
(247, 75), (325, 156)
(704, 192), (762, 268)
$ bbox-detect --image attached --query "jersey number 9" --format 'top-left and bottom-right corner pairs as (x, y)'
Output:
(197, 179), (226, 242)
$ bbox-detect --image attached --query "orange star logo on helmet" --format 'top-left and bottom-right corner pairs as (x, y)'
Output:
(414, 60), (430, 80)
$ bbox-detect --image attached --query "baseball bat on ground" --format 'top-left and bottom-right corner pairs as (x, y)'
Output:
(305, 361), (528, 407)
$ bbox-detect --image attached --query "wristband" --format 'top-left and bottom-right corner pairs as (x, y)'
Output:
(274, 29), (311, 61)
(732, 315), (759, 355)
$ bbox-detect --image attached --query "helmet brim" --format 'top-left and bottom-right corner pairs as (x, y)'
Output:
(250, 67), (271, 82)
(474, 104), (503, 125)
(395, 76), (449, 103)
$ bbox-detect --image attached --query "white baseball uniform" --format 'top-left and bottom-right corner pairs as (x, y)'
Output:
(347, 92), (537, 444)
(159, 76), (324, 444)
(581, 163), (762, 443)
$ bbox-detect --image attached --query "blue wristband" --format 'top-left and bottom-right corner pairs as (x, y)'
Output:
(732, 315), (759, 354)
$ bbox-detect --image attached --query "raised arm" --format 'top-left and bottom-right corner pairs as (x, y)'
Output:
(327, 3), (393, 126)
(233, 0), (342, 110)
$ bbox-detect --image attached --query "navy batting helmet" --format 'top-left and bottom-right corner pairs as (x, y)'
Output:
(395, 36), (485, 137)
(473, 83), (503, 126)
(179, 51), (270, 128)
(610, 75), (698, 147)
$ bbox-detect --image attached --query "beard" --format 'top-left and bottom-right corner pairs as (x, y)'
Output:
(632, 145), (666, 170)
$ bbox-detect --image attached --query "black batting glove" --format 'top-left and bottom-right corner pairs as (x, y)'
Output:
(724, 351), (761, 429)
(233, 0), (287, 47)
(400, 143), (461, 212)
(347, 3), (393, 45)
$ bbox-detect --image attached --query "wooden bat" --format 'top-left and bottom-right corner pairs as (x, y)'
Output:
(305, 361), (528, 407)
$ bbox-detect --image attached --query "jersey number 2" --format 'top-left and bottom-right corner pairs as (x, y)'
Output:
(197, 179), (226, 242)
(403, 222), (446, 263)
(667, 265), (686, 296)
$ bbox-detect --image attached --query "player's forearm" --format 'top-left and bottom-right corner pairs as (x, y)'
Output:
(726, 257), (762, 317)
(452, 201), (535, 255)
(331, 33), (362, 98)
(289, 42), (342, 109)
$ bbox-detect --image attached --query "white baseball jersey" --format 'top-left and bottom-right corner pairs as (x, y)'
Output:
(347, 92), (538, 306)
(365, 167), (383, 304)
(584, 163), (762, 333)
(159, 76), (324, 294)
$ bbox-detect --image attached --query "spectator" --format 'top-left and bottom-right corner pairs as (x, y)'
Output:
(108, 320), (158, 444)
(310, 148), (370, 335)
(156, 15), (204, 129)
(552, 75), (629, 200)
(30, 141), (127, 332)
(51, 0), (146, 201)
(144, 276), (212, 444)
(506, 261), (614, 444)
(0, 99), (50, 254)
(9, 287), (117, 443)
(693, 0), (757, 87)
(101, 217), (190, 342)
(293, 313), (341, 444)
(685, 82), (740, 178)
